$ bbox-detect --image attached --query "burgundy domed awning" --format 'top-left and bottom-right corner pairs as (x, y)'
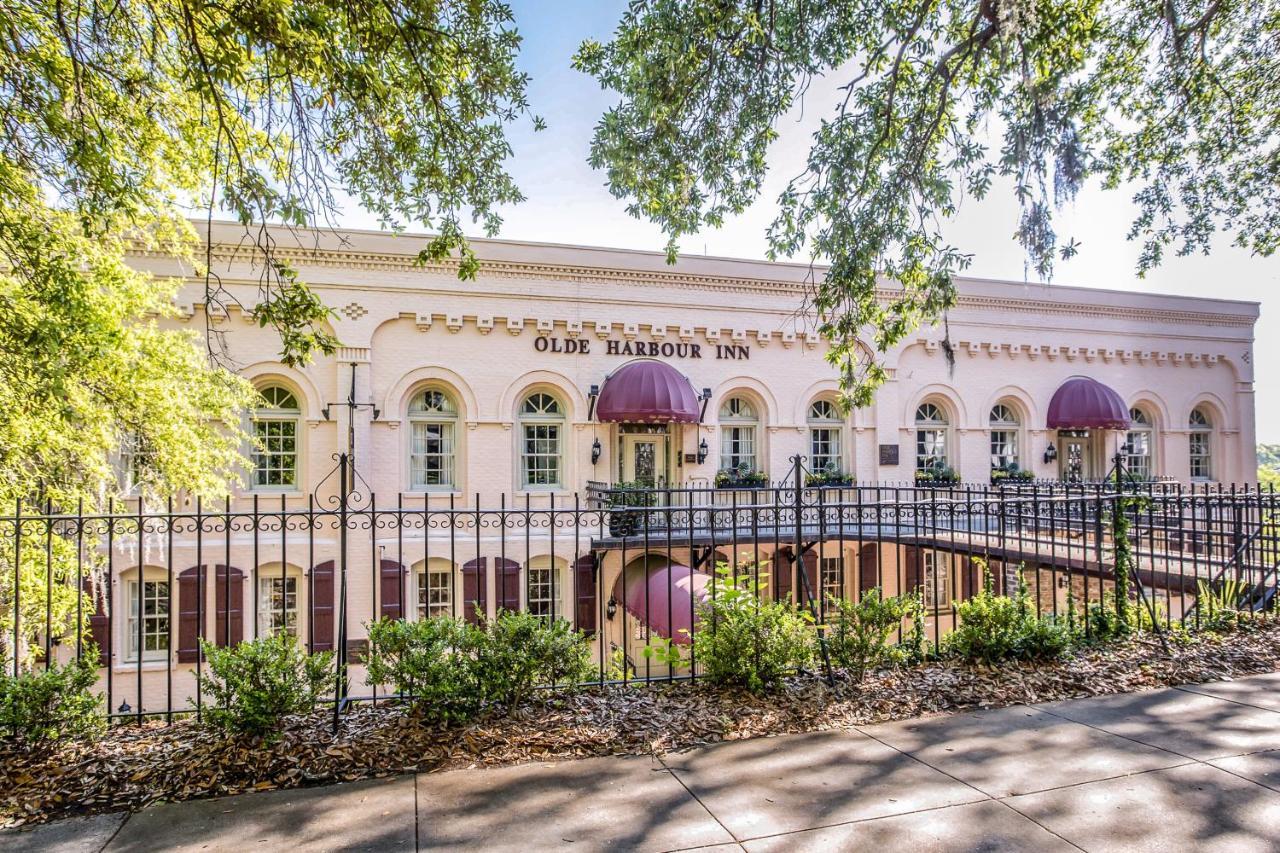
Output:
(596, 360), (700, 423)
(613, 562), (711, 645)
(1047, 376), (1131, 430)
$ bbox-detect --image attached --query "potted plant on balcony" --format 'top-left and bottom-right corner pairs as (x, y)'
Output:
(990, 463), (1035, 485)
(714, 463), (769, 489)
(914, 464), (960, 487)
(606, 482), (657, 537)
(805, 463), (854, 488)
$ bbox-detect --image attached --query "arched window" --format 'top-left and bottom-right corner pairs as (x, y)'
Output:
(1189, 408), (1213, 480)
(519, 392), (565, 489)
(989, 404), (1020, 471)
(252, 386), (300, 490)
(915, 402), (950, 472)
(409, 388), (458, 490)
(257, 564), (303, 638)
(807, 399), (843, 474)
(1122, 408), (1153, 480)
(719, 396), (760, 472)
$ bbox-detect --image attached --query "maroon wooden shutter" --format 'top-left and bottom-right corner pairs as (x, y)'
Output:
(799, 550), (819, 604)
(904, 546), (923, 595)
(214, 565), (243, 647)
(176, 565), (204, 663)
(462, 557), (488, 624)
(311, 560), (335, 652)
(81, 574), (110, 665)
(961, 557), (982, 600)
(575, 553), (598, 635)
(772, 548), (794, 603)
(380, 559), (404, 620)
(494, 558), (520, 613)
(858, 544), (879, 596)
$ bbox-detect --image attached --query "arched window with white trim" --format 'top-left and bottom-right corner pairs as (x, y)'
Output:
(1122, 408), (1153, 480)
(409, 388), (458, 490)
(1189, 408), (1213, 481)
(719, 396), (760, 472)
(989, 403), (1020, 471)
(915, 402), (950, 473)
(252, 385), (300, 490)
(519, 392), (565, 489)
(807, 399), (843, 474)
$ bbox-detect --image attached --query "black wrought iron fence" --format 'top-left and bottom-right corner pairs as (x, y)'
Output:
(2, 454), (1277, 726)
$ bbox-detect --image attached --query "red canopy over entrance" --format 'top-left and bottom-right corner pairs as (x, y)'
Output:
(596, 360), (700, 423)
(1047, 376), (1131, 430)
(612, 562), (710, 645)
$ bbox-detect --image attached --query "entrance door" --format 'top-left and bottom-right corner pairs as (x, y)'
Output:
(622, 433), (667, 486)
(1057, 432), (1094, 482)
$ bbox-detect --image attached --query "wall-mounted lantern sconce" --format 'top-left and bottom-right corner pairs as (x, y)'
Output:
(591, 437), (602, 465)
(1043, 443), (1058, 464)
(606, 596), (618, 620)
(697, 438), (709, 465)
(118, 700), (131, 715)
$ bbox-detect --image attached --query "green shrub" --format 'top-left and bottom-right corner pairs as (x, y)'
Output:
(366, 616), (485, 722)
(945, 562), (1074, 664)
(365, 611), (595, 719)
(1196, 578), (1248, 632)
(825, 588), (919, 681)
(475, 610), (595, 709)
(195, 633), (333, 738)
(0, 648), (103, 742)
(692, 563), (815, 692)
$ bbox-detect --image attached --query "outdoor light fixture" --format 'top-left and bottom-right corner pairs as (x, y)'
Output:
(606, 597), (618, 620)
(591, 437), (602, 465)
(697, 438), (709, 465)
(118, 701), (131, 714)
(1044, 444), (1058, 464)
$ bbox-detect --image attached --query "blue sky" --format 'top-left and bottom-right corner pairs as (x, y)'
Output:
(339, 1), (1280, 443)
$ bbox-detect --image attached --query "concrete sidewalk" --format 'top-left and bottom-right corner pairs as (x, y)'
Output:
(7, 672), (1280, 852)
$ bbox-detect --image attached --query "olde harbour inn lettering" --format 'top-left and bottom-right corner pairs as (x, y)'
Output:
(533, 335), (751, 360)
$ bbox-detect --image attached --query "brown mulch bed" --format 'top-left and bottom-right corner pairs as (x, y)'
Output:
(4, 620), (1280, 827)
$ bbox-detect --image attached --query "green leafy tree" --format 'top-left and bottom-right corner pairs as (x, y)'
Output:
(576, 1), (1279, 405)
(1, 0), (539, 667)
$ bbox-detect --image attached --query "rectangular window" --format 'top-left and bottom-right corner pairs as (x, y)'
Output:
(418, 569), (452, 619)
(253, 419), (298, 488)
(522, 424), (562, 488)
(127, 580), (169, 661)
(922, 551), (951, 609)
(810, 428), (841, 473)
(410, 422), (455, 488)
(916, 429), (947, 471)
(990, 430), (1018, 469)
(1123, 431), (1152, 480)
(720, 425), (757, 471)
(820, 556), (843, 602)
(1190, 433), (1212, 480)
(528, 565), (559, 623)
(258, 576), (298, 637)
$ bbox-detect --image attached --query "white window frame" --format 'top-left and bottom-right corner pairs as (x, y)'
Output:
(417, 562), (454, 620)
(258, 575), (299, 637)
(820, 555), (843, 602)
(922, 551), (951, 610)
(126, 578), (170, 662)
(252, 386), (301, 492)
(1189, 408), (1213, 481)
(409, 389), (458, 491)
(915, 403), (950, 472)
(719, 396), (760, 472)
(989, 404), (1020, 470)
(526, 557), (564, 624)
(808, 399), (843, 474)
(519, 392), (565, 490)
(1123, 408), (1154, 480)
